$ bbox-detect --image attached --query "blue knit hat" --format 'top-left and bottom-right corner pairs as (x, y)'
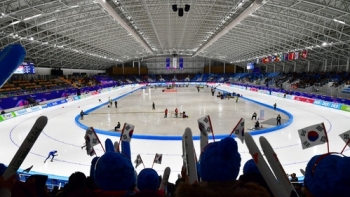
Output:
(199, 137), (241, 181)
(0, 163), (6, 176)
(94, 139), (135, 191)
(90, 157), (99, 180)
(137, 168), (159, 191)
(304, 154), (350, 197)
(243, 159), (260, 175)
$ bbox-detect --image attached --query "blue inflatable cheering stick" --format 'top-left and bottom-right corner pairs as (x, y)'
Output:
(0, 44), (26, 88)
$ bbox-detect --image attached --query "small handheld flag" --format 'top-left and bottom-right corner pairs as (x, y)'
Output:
(85, 127), (104, 155)
(297, 123), (328, 151)
(22, 165), (33, 173)
(120, 123), (134, 142)
(197, 115), (215, 142)
(339, 130), (350, 154)
(154, 153), (163, 164)
(198, 115), (213, 152)
(134, 154), (144, 169)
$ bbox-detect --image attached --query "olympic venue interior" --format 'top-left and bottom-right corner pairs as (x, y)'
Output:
(1, 0), (350, 196)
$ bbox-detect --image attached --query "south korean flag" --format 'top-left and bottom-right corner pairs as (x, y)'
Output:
(134, 154), (143, 169)
(154, 153), (163, 164)
(198, 115), (213, 136)
(298, 123), (327, 150)
(85, 127), (100, 155)
(339, 130), (350, 148)
(120, 123), (134, 142)
(198, 115), (214, 151)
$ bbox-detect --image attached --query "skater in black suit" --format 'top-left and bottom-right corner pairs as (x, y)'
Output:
(251, 112), (257, 120)
(276, 114), (281, 125)
(115, 122), (121, 131)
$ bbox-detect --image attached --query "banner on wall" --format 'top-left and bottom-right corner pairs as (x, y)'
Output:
(173, 58), (177, 68)
(166, 58), (170, 69)
(179, 58), (183, 69)
(288, 52), (295, 60)
(341, 105), (350, 112)
(1, 112), (16, 120)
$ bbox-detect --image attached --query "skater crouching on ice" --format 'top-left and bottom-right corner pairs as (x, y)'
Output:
(44, 150), (58, 163)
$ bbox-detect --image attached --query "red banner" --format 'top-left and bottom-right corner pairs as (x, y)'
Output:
(294, 96), (315, 103)
(250, 88), (258, 92)
(301, 50), (308, 58)
(288, 52), (295, 60)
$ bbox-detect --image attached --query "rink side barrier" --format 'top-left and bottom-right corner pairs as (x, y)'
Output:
(228, 83), (350, 113)
(217, 87), (293, 136)
(74, 86), (143, 136)
(75, 84), (293, 140)
(0, 85), (137, 122)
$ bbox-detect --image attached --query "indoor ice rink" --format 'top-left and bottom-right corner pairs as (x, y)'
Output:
(1, 84), (349, 183)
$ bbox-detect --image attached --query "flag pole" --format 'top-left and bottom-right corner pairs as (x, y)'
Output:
(340, 138), (350, 154)
(229, 118), (243, 137)
(118, 123), (126, 151)
(151, 154), (156, 168)
(91, 127), (105, 152)
(322, 123), (329, 153)
(141, 157), (146, 169)
(93, 148), (98, 157)
(207, 116), (215, 142)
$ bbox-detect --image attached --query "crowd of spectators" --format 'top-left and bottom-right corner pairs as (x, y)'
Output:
(1, 135), (348, 197)
(65, 75), (99, 88)
(0, 77), (73, 98)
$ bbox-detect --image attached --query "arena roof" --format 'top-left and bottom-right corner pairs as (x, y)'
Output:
(0, 0), (349, 69)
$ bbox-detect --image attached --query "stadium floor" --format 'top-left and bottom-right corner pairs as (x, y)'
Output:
(1, 84), (349, 183)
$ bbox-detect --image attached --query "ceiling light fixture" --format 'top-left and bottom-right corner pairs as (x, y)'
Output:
(333, 18), (346, 24)
(9, 21), (20, 25)
(24, 14), (42, 21)
(172, 4), (178, 12)
(184, 4), (190, 12)
(172, 4), (190, 17)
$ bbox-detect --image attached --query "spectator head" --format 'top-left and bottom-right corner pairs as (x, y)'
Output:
(243, 159), (260, 175)
(137, 168), (159, 191)
(90, 156), (99, 180)
(0, 163), (7, 176)
(304, 153), (350, 197)
(199, 137), (241, 182)
(68, 171), (86, 190)
(94, 150), (135, 191)
(290, 173), (296, 178)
